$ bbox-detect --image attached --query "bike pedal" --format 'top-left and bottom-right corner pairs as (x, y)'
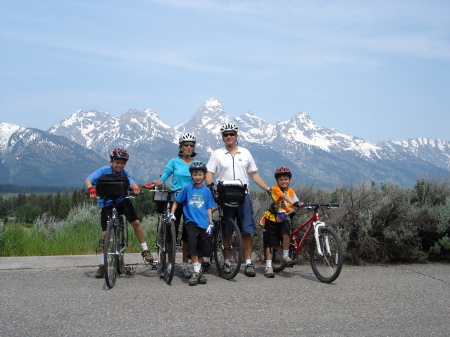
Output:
(151, 261), (158, 270)
(124, 265), (135, 276)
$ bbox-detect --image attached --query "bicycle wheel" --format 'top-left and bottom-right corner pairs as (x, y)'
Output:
(104, 219), (119, 288)
(213, 218), (242, 280)
(309, 227), (343, 283)
(159, 219), (176, 284)
(117, 219), (126, 275)
(271, 246), (286, 273)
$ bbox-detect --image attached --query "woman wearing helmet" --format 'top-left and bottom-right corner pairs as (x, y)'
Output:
(151, 132), (198, 278)
(260, 166), (304, 278)
(206, 121), (271, 277)
(168, 161), (215, 285)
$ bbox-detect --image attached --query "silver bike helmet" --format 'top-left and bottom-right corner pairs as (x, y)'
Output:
(220, 122), (238, 135)
(178, 132), (197, 144)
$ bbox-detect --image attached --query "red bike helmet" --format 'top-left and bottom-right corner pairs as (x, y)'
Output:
(110, 148), (129, 161)
(274, 166), (292, 179)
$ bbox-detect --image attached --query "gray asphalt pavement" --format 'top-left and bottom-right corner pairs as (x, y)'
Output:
(0, 254), (449, 336)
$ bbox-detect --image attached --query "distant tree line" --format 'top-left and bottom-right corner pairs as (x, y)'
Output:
(0, 188), (158, 224)
(1, 178), (449, 263)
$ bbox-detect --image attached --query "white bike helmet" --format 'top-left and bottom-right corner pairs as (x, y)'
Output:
(178, 132), (197, 144)
(220, 122), (239, 135)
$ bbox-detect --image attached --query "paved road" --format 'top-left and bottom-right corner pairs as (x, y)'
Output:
(0, 255), (449, 336)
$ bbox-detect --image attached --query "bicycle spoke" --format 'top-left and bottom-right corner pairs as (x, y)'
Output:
(104, 220), (118, 288)
(213, 218), (242, 279)
(310, 228), (343, 283)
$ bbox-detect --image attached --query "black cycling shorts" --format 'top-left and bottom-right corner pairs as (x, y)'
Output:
(100, 198), (138, 231)
(263, 218), (290, 248)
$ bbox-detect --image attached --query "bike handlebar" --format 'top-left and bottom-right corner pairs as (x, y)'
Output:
(305, 203), (339, 209)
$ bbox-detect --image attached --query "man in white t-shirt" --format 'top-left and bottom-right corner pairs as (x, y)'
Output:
(206, 122), (270, 277)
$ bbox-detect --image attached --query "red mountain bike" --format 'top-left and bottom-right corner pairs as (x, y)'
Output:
(269, 203), (343, 283)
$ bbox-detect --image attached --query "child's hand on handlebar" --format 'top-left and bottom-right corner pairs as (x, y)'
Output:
(88, 187), (97, 198)
(167, 214), (176, 222)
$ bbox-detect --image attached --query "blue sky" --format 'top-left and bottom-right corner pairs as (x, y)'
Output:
(1, 0), (449, 143)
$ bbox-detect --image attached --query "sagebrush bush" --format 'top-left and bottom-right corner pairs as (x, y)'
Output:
(2, 179), (449, 262)
(251, 178), (450, 264)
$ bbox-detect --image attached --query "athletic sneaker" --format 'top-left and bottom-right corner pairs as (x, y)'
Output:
(201, 261), (211, 273)
(222, 264), (232, 274)
(141, 249), (154, 263)
(95, 264), (105, 278)
(264, 266), (275, 278)
(282, 256), (295, 267)
(180, 267), (191, 278)
(198, 274), (207, 284)
(245, 263), (256, 277)
(189, 272), (201, 286)
(160, 264), (172, 279)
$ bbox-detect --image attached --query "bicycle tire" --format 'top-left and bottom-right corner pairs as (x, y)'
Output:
(104, 218), (119, 288)
(213, 217), (243, 280)
(271, 246), (286, 273)
(117, 218), (126, 275)
(162, 219), (176, 284)
(309, 227), (343, 283)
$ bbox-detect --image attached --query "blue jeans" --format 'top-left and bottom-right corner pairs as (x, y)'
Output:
(222, 194), (256, 234)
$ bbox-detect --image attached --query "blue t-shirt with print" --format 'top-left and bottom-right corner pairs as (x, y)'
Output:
(175, 183), (215, 229)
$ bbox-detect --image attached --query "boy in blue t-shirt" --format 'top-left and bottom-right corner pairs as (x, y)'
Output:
(168, 161), (215, 286)
(86, 148), (154, 278)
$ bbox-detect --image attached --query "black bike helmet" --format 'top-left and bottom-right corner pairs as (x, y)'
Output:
(189, 161), (207, 174)
(274, 166), (292, 179)
(110, 148), (129, 161)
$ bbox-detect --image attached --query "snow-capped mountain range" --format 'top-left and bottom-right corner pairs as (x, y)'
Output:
(1, 98), (449, 189)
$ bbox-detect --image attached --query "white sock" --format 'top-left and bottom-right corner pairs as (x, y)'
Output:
(283, 250), (289, 258)
(225, 259), (231, 266)
(100, 255), (105, 265)
(182, 262), (189, 269)
(266, 260), (272, 268)
(246, 259), (252, 265)
(140, 242), (148, 251)
(193, 263), (200, 273)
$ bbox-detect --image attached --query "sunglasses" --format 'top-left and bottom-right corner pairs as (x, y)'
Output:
(183, 143), (195, 147)
(222, 132), (236, 137)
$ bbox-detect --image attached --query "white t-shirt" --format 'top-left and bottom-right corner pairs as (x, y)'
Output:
(206, 146), (258, 186)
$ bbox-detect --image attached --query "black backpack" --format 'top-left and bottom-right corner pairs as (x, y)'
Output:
(96, 174), (130, 198)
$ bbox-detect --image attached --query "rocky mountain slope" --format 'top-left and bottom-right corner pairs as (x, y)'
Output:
(1, 98), (449, 189)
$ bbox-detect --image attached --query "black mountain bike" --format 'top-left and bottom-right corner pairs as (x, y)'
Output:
(149, 188), (181, 284)
(210, 204), (243, 280)
(96, 181), (136, 289)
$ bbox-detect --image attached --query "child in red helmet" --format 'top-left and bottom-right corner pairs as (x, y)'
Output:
(260, 167), (304, 278)
(86, 148), (154, 278)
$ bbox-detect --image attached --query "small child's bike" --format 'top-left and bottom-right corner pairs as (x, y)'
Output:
(269, 203), (344, 283)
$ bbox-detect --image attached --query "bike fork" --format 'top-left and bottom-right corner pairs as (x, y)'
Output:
(313, 221), (330, 256)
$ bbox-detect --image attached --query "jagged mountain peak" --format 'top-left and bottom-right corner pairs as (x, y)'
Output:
(176, 98), (230, 139)
(3, 98), (445, 189)
(235, 112), (275, 143)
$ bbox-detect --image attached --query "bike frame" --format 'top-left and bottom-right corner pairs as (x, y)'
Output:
(289, 204), (333, 256)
